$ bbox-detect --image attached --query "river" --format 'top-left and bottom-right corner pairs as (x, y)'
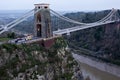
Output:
(72, 53), (120, 80)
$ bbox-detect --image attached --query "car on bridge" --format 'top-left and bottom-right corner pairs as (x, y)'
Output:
(8, 38), (26, 44)
(15, 38), (26, 43)
(25, 34), (33, 40)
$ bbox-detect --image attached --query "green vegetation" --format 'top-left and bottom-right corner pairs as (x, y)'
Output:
(0, 37), (11, 41)
(0, 37), (76, 79)
(53, 37), (67, 49)
(58, 10), (120, 66)
(60, 73), (73, 80)
(0, 43), (47, 78)
(7, 32), (16, 39)
(1, 43), (18, 53)
(0, 32), (16, 42)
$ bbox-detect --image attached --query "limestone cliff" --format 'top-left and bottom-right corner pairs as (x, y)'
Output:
(0, 37), (83, 80)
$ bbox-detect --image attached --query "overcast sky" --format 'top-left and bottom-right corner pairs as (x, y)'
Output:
(0, 0), (120, 11)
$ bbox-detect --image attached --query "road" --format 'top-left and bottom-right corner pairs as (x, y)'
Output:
(53, 21), (116, 35)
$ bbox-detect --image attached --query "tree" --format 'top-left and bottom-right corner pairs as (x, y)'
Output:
(7, 32), (15, 39)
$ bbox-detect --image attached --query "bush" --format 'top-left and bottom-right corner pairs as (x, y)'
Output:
(1, 44), (18, 53)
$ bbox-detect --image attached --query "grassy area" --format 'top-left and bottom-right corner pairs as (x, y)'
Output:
(0, 37), (11, 42)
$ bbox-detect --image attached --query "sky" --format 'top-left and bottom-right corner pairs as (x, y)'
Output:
(0, 0), (120, 11)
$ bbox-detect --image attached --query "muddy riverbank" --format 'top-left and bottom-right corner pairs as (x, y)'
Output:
(72, 53), (120, 80)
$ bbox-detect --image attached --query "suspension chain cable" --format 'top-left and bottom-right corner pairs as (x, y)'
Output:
(50, 9), (117, 25)
(94, 10), (114, 23)
(5, 9), (35, 27)
(50, 9), (86, 25)
(0, 9), (42, 34)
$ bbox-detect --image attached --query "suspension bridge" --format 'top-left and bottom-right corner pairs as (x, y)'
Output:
(0, 3), (120, 46)
(52, 8), (120, 35)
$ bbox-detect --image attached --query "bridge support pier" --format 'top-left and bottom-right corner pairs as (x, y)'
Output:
(34, 3), (54, 48)
(34, 3), (53, 38)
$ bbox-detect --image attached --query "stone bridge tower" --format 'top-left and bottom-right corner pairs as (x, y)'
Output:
(34, 3), (52, 38)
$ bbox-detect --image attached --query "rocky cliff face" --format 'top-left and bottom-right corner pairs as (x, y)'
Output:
(0, 37), (83, 80)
